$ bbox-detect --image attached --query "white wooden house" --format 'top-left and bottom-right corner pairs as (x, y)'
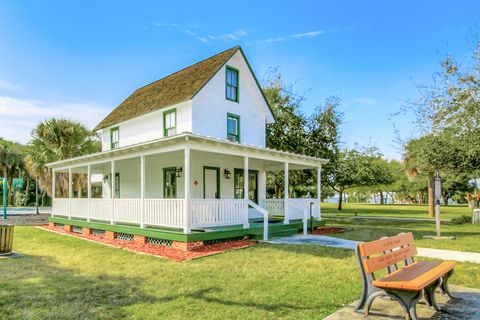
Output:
(47, 46), (328, 247)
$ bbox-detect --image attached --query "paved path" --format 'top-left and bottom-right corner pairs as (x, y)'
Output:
(267, 235), (480, 263)
(3, 207), (52, 215)
(323, 215), (451, 222)
(324, 285), (480, 320)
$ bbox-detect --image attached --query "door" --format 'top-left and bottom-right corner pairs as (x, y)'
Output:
(163, 167), (177, 198)
(203, 167), (220, 199)
(234, 169), (258, 204)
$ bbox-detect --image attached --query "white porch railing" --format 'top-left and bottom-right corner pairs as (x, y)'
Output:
(71, 198), (88, 219)
(144, 199), (184, 228)
(265, 198), (320, 219)
(52, 198), (69, 217)
(248, 200), (269, 241)
(90, 199), (112, 222)
(114, 199), (142, 224)
(265, 199), (284, 216)
(191, 199), (247, 228)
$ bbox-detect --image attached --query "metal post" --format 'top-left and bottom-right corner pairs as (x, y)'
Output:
(35, 179), (39, 215)
(434, 171), (441, 237)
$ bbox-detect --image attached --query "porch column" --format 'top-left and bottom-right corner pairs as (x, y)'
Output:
(51, 169), (55, 217)
(68, 168), (72, 219)
(183, 147), (191, 234)
(317, 166), (321, 219)
(140, 155), (145, 228)
(284, 162), (289, 224)
(87, 165), (91, 222)
(111, 160), (115, 225)
(243, 156), (249, 228)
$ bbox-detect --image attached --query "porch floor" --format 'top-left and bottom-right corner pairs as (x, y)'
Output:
(48, 216), (325, 242)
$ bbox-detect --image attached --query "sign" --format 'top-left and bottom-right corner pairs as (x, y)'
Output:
(12, 178), (25, 189)
(434, 172), (442, 201)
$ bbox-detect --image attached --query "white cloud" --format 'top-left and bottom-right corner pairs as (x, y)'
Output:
(0, 95), (110, 143)
(351, 97), (379, 106)
(252, 30), (327, 44)
(185, 28), (249, 43)
(0, 79), (23, 92)
(153, 22), (179, 27)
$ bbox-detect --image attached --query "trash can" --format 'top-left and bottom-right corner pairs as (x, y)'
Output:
(0, 224), (14, 254)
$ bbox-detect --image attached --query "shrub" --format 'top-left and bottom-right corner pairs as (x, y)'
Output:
(451, 215), (472, 225)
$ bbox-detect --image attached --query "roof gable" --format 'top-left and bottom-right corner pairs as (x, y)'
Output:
(94, 46), (241, 131)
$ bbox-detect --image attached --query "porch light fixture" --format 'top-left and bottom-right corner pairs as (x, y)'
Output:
(176, 167), (183, 178)
(224, 169), (231, 179)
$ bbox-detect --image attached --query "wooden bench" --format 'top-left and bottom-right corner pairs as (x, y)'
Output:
(355, 232), (455, 320)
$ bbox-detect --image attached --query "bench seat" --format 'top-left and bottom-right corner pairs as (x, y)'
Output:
(373, 260), (456, 291)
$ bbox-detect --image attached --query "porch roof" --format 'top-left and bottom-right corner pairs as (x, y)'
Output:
(46, 133), (329, 170)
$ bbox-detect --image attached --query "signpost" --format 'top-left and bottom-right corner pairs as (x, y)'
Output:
(434, 171), (442, 237)
(2, 178), (6, 220)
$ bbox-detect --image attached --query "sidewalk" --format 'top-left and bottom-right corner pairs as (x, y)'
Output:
(323, 215), (451, 222)
(267, 235), (480, 264)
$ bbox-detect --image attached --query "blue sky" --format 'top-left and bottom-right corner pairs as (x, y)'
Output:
(0, 0), (478, 159)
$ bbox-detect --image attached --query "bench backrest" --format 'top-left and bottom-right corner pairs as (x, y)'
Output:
(357, 232), (416, 274)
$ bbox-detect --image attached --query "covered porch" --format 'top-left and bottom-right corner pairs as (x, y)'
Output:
(49, 133), (327, 241)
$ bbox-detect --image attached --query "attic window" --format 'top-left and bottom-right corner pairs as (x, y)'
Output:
(226, 66), (239, 102)
(227, 113), (240, 143)
(163, 109), (177, 137)
(110, 127), (119, 149)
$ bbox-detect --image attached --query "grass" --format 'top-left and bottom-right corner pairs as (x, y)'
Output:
(327, 217), (480, 253)
(322, 202), (471, 220)
(1, 221), (479, 319)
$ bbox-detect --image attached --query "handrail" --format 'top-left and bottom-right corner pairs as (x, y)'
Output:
(247, 200), (269, 241)
(286, 199), (308, 235)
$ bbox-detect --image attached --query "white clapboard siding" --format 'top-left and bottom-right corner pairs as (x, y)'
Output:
(191, 199), (246, 228)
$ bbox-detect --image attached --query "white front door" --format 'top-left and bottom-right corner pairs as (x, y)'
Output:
(204, 167), (219, 199)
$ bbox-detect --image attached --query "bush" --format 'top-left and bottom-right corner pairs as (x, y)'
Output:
(451, 215), (472, 225)
(15, 190), (28, 207)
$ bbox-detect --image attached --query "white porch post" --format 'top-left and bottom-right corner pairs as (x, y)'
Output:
(317, 166), (321, 219)
(111, 160), (115, 224)
(243, 156), (249, 228)
(87, 165), (91, 222)
(51, 169), (55, 217)
(184, 147), (191, 234)
(68, 168), (72, 219)
(140, 155), (145, 228)
(284, 162), (289, 224)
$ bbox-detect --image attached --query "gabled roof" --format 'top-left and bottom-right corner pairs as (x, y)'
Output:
(94, 46), (274, 131)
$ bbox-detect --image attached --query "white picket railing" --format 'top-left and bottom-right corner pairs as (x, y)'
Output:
(90, 199), (112, 222)
(145, 199), (184, 228)
(191, 199), (247, 228)
(71, 198), (88, 219)
(52, 198), (69, 217)
(290, 198), (320, 219)
(287, 200), (308, 235)
(265, 199), (284, 216)
(114, 199), (142, 224)
(248, 200), (269, 240)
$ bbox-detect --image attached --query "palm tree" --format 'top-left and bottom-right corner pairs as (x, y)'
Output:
(25, 118), (100, 201)
(0, 139), (24, 205)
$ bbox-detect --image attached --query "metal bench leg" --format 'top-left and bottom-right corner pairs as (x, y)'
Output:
(385, 289), (422, 320)
(441, 269), (454, 298)
(423, 278), (441, 311)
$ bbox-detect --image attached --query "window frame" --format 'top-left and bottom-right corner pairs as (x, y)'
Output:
(110, 127), (119, 149)
(227, 113), (240, 143)
(163, 167), (177, 198)
(225, 66), (239, 102)
(163, 108), (177, 137)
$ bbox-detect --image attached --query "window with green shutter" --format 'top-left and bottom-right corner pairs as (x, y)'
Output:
(226, 66), (239, 102)
(163, 109), (177, 137)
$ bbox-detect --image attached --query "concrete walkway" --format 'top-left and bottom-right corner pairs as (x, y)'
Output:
(267, 235), (480, 263)
(324, 285), (480, 320)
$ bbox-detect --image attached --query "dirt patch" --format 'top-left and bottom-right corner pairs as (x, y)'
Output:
(312, 227), (348, 235)
(1, 214), (50, 226)
(40, 225), (256, 262)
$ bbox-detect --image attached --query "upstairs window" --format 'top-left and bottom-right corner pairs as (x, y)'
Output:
(226, 66), (239, 102)
(227, 113), (240, 143)
(163, 109), (177, 137)
(110, 127), (119, 149)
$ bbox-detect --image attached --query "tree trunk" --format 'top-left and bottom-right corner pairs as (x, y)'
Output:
(379, 191), (384, 204)
(372, 193), (376, 204)
(428, 174), (435, 217)
(338, 190), (343, 210)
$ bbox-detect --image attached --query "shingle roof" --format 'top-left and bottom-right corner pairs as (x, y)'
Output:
(94, 46), (241, 131)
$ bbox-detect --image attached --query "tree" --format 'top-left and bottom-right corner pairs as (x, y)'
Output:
(0, 138), (24, 205)
(328, 147), (394, 210)
(24, 118), (100, 200)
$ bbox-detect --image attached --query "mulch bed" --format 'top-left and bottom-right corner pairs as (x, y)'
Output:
(39, 225), (256, 262)
(311, 227), (348, 235)
(2, 214), (50, 226)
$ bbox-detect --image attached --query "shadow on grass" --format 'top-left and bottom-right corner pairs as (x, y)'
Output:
(0, 254), (157, 319)
(256, 242), (356, 260)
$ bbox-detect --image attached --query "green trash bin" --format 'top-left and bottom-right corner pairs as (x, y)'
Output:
(0, 224), (14, 254)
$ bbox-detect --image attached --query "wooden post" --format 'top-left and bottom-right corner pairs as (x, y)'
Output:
(317, 166), (321, 219)
(140, 155), (145, 228)
(243, 156), (249, 228)
(111, 160), (115, 225)
(184, 147), (191, 234)
(68, 168), (72, 219)
(51, 169), (56, 217)
(284, 162), (289, 224)
(87, 165), (91, 222)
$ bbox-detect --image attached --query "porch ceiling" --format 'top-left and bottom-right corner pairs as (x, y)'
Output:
(47, 133), (328, 170)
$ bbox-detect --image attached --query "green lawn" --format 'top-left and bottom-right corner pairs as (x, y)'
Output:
(322, 202), (471, 220)
(1, 225), (479, 319)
